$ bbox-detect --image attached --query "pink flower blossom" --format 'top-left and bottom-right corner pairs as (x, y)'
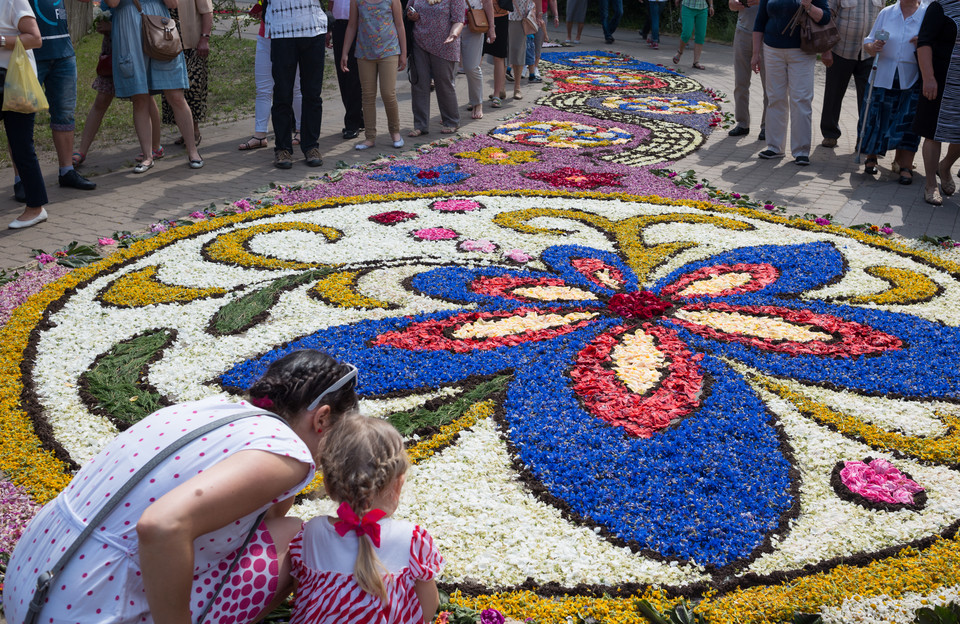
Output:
(881, 227), (894, 235)
(431, 199), (481, 212)
(815, 218), (831, 226)
(149, 223), (168, 233)
(233, 199), (254, 212)
(35, 253), (56, 265)
(412, 227), (459, 241)
(459, 239), (497, 253)
(98, 237), (116, 246)
(504, 248), (532, 263)
(189, 211), (207, 219)
(732, 193), (741, 199)
(840, 458), (923, 505)
(763, 203), (775, 211)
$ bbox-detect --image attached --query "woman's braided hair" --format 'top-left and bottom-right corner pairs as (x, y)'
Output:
(246, 350), (358, 424)
(321, 416), (410, 604)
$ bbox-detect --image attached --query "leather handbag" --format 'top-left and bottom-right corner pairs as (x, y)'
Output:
(467, 7), (489, 33)
(96, 53), (113, 77)
(783, 3), (839, 55)
(521, 7), (538, 34)
(133, 0), (183, 62)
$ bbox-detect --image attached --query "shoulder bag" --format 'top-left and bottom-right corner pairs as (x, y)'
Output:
(22, 409), (287, 624)
(782, 3), (840, 54)
(133, 0), (183, 62)
(522, 7), (538, 34)
(467, 7), (489, 32)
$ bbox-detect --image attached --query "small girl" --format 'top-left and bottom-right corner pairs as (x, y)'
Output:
(341, 0), (408, 150)
(290, 416), (443, 624)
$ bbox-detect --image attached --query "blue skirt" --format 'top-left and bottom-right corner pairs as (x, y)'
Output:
(858, 79), (921, 157)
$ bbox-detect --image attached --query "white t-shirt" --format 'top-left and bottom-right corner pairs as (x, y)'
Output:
(0, 0), (38, 73)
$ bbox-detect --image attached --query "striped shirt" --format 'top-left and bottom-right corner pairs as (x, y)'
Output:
(290, 518), (444, 624)
(683, 0), (710, 9)
(829, 0), (882, 59)
(265, 0), (328, 38)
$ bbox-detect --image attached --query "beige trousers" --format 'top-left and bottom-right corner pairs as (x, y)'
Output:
(357, 55), (401, 140)
(763, 44), (815, 158)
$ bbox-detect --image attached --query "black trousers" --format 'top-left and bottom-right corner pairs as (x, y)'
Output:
(271, 34), (325, 154)
(820, 52), (874, 140)
(332, 19), (364, 133)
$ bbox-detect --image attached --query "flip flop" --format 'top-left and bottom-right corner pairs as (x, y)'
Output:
(491, 97), (502, 108)
(441, 126), (459, 134)
(72, 151), (86, 167)
(292, 131), (301, 146)
(408, 129), (429, 137)
(692, 62), (706, 70)
(673, 52), (681, 64)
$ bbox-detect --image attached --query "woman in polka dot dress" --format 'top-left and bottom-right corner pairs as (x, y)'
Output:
(3, 350), (359, 624)
(289, 416), (443, 624)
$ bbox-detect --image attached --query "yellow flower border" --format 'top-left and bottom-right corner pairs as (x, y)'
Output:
(3, 190), (960, 621)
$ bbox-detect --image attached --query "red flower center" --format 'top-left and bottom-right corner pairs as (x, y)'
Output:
(417, 170), (440, 179)
(607, 291), (672, 319)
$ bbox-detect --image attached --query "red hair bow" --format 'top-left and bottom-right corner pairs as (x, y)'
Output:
(334, 501), (387, 548)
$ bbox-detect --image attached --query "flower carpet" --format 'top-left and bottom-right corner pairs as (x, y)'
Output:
(3, 51), (960, 623)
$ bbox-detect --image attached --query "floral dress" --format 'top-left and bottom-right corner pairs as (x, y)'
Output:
(2, 397), (316, 624)
(289, 518), (444, 624)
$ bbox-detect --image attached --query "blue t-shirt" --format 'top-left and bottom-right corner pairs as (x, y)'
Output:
(31, 0), (74, 61)
(754, 0), (830, 48)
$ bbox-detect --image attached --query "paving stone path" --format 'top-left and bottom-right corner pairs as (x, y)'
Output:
(2, 19), (958, 272)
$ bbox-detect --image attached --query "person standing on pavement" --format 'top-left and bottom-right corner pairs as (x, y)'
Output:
(819, 0), (882, 148)
(753, 0), (831, 165)
(3, 0), (48, 229)
(461, 0), (496, 119)
(599, 0), (623, 43)
(20, 0), (97, 197)
(266, 0), (327, 169)
(330, 0), (365, 140)
(673, 0), (713, 70)
(639, 0), (668, 49)
(728, 0), (767, 139)
(405, 0), (465, 136)
(161, 0), (213, 148)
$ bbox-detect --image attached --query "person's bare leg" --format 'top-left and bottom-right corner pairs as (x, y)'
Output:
(163, 89), (200, 161)
(693, 43), (703, 66)
(132, 94), (156, 166)
(576, 22), (584, 39)
(493, 57), (506, 99)
(52, 130), (75, 169)
(938, 142), (960, 186)
(77, 91), (114, 157)
(148, 96), (163, 154)
(512, 63), (523, 97)
(566, 21), (573, 39)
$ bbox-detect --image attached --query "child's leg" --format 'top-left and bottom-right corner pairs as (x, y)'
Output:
(379, 55), (401, 139)
(147, 95), (162, 152)
(357, 57), (379, 143)
(77, 90), (114, 157)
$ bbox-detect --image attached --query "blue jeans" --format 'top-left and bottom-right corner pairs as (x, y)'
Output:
(271, 34), (325, 154)
(0, 108), (48, 208)
(640, 1), (663, 42)
(36, 55), (78, 131)
(599, 0), (623, 40)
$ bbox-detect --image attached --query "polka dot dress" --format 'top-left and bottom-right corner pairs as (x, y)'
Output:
(3, 397), (315, 624)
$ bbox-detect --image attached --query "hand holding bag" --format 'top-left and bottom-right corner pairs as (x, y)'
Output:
(467, 7), (489, 33)
(134, 0), (183, 62)
(782, 2), (839, 55)
(2, 38), (48, 114)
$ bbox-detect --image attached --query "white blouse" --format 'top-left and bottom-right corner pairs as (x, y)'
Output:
(863, 1), (926, 90)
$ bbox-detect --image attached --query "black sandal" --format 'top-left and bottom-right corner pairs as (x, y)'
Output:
(898, 166), (914, 185)
(864, 157), (878, 175)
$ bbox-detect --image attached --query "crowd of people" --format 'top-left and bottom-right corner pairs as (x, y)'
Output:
(4, 0), (960, 232)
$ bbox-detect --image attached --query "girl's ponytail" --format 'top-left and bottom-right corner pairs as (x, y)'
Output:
(322, 416), (410, 605)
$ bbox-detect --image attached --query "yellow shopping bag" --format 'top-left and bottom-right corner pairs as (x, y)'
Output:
(2, 38), (49, 114)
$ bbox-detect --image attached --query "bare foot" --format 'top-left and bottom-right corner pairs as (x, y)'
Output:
(472, 105), (484, 119)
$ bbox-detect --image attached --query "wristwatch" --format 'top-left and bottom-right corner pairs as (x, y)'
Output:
(1, 35), (6, 49)
(200, 33), (211, 38)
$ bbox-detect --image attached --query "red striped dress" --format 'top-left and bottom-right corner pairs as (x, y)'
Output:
(289, 517), (444, 624)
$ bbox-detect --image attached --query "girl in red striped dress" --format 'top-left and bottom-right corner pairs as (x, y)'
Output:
(290, 416), (444, 624)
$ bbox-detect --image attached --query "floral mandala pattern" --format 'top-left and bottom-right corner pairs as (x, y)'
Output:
(601, 95), (720, 116)
(490, 121), (633, 149)
(6, 45), (960, 624)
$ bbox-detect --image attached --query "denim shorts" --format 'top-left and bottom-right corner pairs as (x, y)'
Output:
(35, 55), (78, 131)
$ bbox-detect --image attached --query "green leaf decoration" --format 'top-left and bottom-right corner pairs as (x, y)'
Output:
(790, 614), (824, 624)
(79, 329), (176, 430)
(635, 599), (672, 624)
(209, 268), (334, 335)
(387, 375), (511, 438)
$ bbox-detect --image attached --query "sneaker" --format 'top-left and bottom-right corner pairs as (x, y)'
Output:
(795, 155), (810, 166)
(758, 149), (785, 160)
(821, 137), (838, 148)
(529, 74), (543, 84)
(342, 128), (361, 140)
(304, 147), (323, 167)
(58, 169), (97, 190)
(274, 149), (294, 169)
(758, 129), (766, 142)
(650, 42), (659, 49)
(728, 125), (749, 137)
(506, 68), (514, 82)
(605, 37), (615, 44)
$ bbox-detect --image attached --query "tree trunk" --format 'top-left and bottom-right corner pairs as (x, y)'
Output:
(66, 0), (94, 44)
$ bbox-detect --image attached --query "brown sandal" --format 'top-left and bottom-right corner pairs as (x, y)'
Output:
(238, 136), (268, 150)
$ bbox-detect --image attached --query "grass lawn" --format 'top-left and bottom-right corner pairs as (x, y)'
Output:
(0, 30), (258, 168)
